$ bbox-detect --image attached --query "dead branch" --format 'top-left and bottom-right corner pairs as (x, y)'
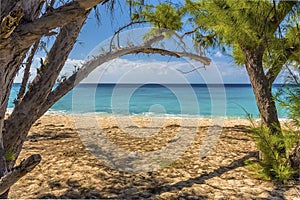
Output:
(109, 20), (147, 51)
(177, 65), (206, 74)
(181, 26), (201, 38)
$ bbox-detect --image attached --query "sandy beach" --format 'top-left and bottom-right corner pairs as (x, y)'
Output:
(8, 114), (299, 199)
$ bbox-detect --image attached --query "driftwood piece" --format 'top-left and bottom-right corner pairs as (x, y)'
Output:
(0, 154), (41, 195)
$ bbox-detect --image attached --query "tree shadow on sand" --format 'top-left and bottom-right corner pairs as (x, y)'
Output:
(120, 152), (258, 199)
(36, 152), (258, 199)
(260, 181), (300, 200)
(38, 179), (106, 199)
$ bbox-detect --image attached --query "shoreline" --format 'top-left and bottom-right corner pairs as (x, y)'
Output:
(5, 109), (292, 121)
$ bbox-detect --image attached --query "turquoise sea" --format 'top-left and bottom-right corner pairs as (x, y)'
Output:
(8, 83), (289, 119)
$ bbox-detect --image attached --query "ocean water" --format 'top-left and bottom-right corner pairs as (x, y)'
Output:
(8, 83), (289, 118)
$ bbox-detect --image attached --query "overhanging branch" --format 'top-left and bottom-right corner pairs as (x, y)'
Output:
(131, 47), (210, 64)
(38, 37), (211, 116)
(15, 40), (40, 105)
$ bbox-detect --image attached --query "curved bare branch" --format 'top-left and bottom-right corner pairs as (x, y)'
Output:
(177, 65), (206, 74)
(39, 37), (211, 116)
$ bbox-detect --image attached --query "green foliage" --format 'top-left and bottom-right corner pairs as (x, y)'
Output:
(129, 1), (184, 40)
(232, 44), (245, 65)
(183, 0), (300, 68)
(144, 4), (183, 30)
(277, 67), (300, 126)
(248, 126), (298, 183)
(245, 159), (272, 181)
(262, 24), (300, 73)
(131, 2), (183, 31)
(130, 1), (299, 70)
(280, 87), (300, 125)
(4, 151), (16, 162)
(185, 0), (272, 47)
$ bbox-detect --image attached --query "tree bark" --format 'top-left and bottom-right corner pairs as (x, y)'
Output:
(289, 139), (300, 178)
(0, 190), (9, 199)
(243, 47), (287, 159)
(0, 2), (46, 178)
(0, 0), (105, 131)
(3, 13), (89, 171)
(0, 51), (28, 197)
(0, 2), (96, 197)
(243, 47), (281, 133)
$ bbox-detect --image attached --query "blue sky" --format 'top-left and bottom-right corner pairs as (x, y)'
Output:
(15, 1), (290, 84)
(64, 3), (252, 84)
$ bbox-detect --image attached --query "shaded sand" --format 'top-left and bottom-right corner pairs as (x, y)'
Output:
(9, 114), (300, 199)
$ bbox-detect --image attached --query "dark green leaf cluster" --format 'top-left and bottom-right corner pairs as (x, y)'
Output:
(128, 1), (183, 30)
(4, 151), (16, 162)
(143, 4), (183, 30)
(184, 0), (300, 67)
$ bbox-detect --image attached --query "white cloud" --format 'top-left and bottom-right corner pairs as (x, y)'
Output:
(14, 57), (254, 84)
(214, 51), (223, 58)
(82, 58), (195, 84)
(274, 66), (300, 84)
(213, 61), (250, 83)
(14, 58), (84, 83)
(81, 58), (246, 84)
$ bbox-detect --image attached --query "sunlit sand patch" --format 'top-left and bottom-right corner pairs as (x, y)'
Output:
(8, 114), (300, 199)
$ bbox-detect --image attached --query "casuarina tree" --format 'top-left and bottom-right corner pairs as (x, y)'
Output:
(131, 0), (300, 180)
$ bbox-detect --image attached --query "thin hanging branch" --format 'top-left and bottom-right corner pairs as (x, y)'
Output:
(15, 41), (40, 105)
(109, 20), (147, 51)
(177, 65), (206, 74)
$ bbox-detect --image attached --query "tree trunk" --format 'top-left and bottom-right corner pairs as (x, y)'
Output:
(243, 48), (281, 133)
(290, 139), (300, 179)
(3, 13), (89, 172)
(0, 1), (99, 195)
(243, 47), (286, 158)
(0, 50), (28, 200)
(0, 190), (9, 199)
